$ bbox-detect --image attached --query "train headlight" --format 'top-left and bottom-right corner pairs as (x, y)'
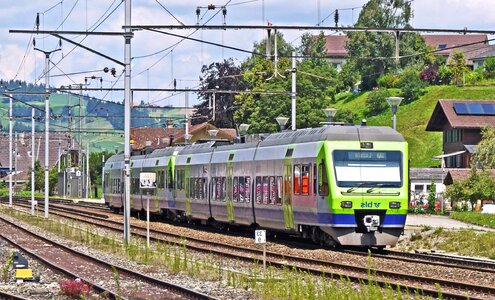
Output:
(389, 202), (401, 209)
(340, 201), (352, 208)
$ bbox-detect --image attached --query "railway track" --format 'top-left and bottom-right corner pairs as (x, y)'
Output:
(0, 213), (214, 300)
(4, 197), (495, 299)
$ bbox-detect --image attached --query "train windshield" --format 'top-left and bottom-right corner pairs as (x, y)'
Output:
(332, 150), (402, 188)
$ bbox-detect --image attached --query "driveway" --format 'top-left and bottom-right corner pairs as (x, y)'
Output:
(405, 214), (495, 232)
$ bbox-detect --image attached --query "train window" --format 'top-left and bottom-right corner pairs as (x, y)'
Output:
(221, 177), (226, 201)
(158, 171), (165, 189)
(285, 148), (293, 157)
(211, 178), (216, 201)
(276, 176), (283, 205)
(313, 164), (317, 195)
(238, 177), (245, 202)
(318, 161), (329, 196)
(215, 177), (221, 200)
(233, 177), (239, 202)
(301, 165), (310, 195)
(245, 176), (251, 203)
(269, 176), (277, 204)
(293, 165), (301, 194)
(201, 178), (207, 199)
(168, 168), (174, 189)
(262, 176), (269, 204)
(255, 176), (262, 204)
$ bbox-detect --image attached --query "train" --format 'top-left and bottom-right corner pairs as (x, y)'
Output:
(103, 124), (409, 247)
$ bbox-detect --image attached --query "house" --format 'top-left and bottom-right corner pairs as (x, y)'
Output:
(426, 99), (495, 168)
(410, 168), (446, 201)
(0, 132), (70, 184)
(130, 122), (237, 155)
(324, 34), (489, 70)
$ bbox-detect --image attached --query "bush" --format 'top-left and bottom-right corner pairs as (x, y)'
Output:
(365, 88), (391, 117)
(484, 57), (495, 78)
(398, 67), (426, 104)
(59, 279), (90, 298)
(437, 64), (452, 85)
(420, 64), (439, 84)
(334, 108), (358, 124)
(465, 67), (484, 85)
(377, 73), (399, 88)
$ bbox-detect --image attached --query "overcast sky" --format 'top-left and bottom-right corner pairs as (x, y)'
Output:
(1, 0), (495, 107)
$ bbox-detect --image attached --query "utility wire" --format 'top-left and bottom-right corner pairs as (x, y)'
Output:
(154, 0), (184, 25)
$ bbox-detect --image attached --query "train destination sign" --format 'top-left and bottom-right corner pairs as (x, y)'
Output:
(139, 172), (157, 189)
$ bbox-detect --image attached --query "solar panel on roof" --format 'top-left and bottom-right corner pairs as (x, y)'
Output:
(482, 103), (495, 114)
(453, 102), (495, 115)
(453, 103), (468, 114)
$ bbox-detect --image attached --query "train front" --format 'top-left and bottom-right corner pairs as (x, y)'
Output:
(320, 126), (409, 247)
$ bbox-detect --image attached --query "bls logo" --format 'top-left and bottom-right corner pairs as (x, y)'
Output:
(361, 202), (381, 208)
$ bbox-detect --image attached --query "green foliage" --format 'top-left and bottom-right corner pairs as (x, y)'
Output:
(436, 64), (453, 85)
(450, 51), (469, 86)
(193, 58), (250, 128)
(483, 57), (495, 78)
(25, 161), (43, 192)
(24, 160), (59, 195)
(345, 0), (426, 90)
(235, 32), (337, 132)
(450, 211), (495, 229)
(336, 60), (361, 93)
(377, 73), (399, 88)
(334, 108), (358, 124)
(427, 179), (436, 213)
(434, 229), (495, 259)
(397, 67), (426, 104)
(474, 126), (495, 168)
(364, 88), (390, 117)
(465, 67), (485, 85)
(446, 167), (495, 210)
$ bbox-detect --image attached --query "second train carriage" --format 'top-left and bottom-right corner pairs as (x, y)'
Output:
(104, 125), (408, 247)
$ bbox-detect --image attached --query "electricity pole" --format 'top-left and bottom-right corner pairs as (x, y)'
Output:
(8, 93), (13, 207)
(31, 108), (35, 215)
(123, 0), (133, 243)
(34, 45), (61, 218)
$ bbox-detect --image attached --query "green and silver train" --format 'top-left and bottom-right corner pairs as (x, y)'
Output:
(104, 125), (408, 247)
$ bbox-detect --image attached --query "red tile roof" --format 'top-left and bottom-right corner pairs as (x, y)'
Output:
(324, 34), (488, 58)
(426, 99), (495, 131)
(324, 35), (348, 56)
(131, 127), (182, 150)
(444, 168), (495, 185)
(422, 34), (487, 55)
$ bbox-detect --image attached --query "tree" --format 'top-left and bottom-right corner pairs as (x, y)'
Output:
(427, 179), (436, 213)
(473, 126), (495, 168)
(235, 32), (338, 132)
(192, 58), (249, 128)
(365, 87), (391, 116)
(446, 167), (495, 211)
(25, 160), (59, 195)
(25, 160), (43, 192)
(450, 50), (469, 86)
(397, 66), (426, 104)
(334, 108), (358, 124)
(345, 0), (427, 90)
(483, 57), (495, 78)
(89, 151), (112, 197)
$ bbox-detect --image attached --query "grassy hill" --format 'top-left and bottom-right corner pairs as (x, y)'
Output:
(333, 85), (495, 167)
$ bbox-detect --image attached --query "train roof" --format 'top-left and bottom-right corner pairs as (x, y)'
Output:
(147, 146), (183, 158)
(258, 125), (404, 147)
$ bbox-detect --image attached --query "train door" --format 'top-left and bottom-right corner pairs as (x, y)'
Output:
(185, 159), (191, 216)
(167, 158), (176, 208)
(226, 158), (235, 222)
(283, 161), (295, 229)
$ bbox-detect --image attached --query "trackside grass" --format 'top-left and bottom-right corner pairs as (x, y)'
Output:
(0, 206), (443, 300)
